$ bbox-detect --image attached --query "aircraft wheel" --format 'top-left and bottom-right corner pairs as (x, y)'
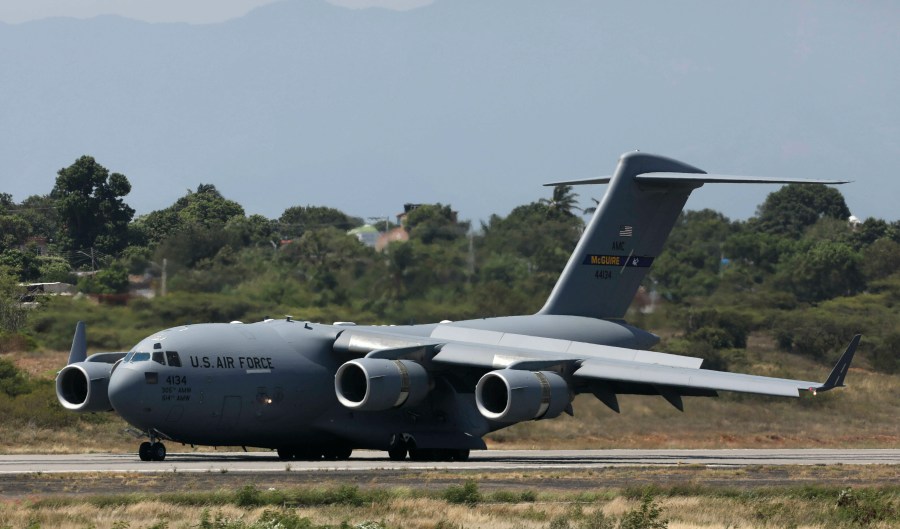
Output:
(452, 449), (470, 462)
(276, 448), (294, 461)
(388, 446), (407, 461)
(323, 446), (352, 460)
(150, 442), (166, 461)
(138, 441), (152, 461)
(408, 448), (434, 461)
(296, 449), (321, 461)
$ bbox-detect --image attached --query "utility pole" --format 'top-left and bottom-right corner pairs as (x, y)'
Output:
(161, 258), (167, 297)
(150, 258), (168, 297)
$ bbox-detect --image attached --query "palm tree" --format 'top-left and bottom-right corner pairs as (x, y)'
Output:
(540, 185), (580, 216)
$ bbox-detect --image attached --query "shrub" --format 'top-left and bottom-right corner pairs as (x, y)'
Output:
(836, 488), (897, 526)
(578, 510), (614, 529)
(236, 485), (262, 507)
(684, 308), (751, 349)
(0, 357), (32, 396)
(443, 481), (481, 506)
(619, 493), (667, 529)
(870, 332), (900, 374)
(773, 311), (858, 361)
(0, 331), (36, 353)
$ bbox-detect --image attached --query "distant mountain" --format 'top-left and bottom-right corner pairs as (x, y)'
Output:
(1, 0), (897, 222)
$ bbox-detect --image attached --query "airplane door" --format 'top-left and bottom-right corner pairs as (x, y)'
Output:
(219, 396), (242, 430)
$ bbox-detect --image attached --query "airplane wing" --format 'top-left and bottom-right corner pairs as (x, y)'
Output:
(334, 326), (860, 403)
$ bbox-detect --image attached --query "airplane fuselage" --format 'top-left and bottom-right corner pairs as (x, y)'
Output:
(103, 316), (656, 452)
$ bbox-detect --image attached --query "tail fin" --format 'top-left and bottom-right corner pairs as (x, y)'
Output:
(538, 151), (848, 320)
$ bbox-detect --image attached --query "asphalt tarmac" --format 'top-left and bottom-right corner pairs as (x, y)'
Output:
(2, 449), (898, 475)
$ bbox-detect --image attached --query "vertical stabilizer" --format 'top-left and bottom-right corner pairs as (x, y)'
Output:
(538, 152), (705, 319)
(538, 152), (848, 320)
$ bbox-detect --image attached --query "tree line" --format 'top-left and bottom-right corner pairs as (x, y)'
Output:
(1, 156), (898, 373)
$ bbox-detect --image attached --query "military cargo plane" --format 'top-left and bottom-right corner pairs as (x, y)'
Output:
(56, 152), (859, 462)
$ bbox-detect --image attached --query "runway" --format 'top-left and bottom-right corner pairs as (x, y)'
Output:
(2, 449), (898, 475)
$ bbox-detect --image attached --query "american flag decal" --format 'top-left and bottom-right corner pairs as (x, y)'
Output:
(619, 225), (633, 237)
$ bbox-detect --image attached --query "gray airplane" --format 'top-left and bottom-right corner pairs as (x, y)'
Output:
(56, 152), (859, 462)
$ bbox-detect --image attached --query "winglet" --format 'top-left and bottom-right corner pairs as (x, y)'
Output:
(67, 321), (87, 365)
(812, 335), (860, 393)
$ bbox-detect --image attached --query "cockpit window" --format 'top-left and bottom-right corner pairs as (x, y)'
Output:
(165, 351), (182, 367)
(123, 352), (134, 363)
(131, 352), (151, 362)
(151, 352), (165, 365)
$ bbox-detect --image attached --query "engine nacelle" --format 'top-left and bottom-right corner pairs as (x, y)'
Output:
(475, 369), (570, 422)
(56, 361), (115, 412)
(335, 358), (430, 411)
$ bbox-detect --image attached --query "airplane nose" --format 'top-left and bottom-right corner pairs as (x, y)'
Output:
(108, 365), (144, 414)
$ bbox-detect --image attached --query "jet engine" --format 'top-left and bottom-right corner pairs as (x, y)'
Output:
(335, 358), (430, 411)
(475, 369), (570, 422)
(56, 361), (115, 412)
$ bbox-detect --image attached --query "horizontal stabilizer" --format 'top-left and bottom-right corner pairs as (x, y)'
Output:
(546, 173), (849, 187)
(544, 176), (613, 186)
(634, 173), (850, 185)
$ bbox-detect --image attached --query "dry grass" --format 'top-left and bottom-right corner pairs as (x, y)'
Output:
(1, 488), (897, 529)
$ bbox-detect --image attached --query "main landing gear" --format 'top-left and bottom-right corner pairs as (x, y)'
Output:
(387, 446), (469, 461)
(276, 446), (353, 461)
(387, 435), (469, 462)
(138, 440), (167, 461)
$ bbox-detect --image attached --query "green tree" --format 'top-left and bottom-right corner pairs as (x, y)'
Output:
(862, 238), (900, 281)
(780, 241), (865, 302)
(14, 194), (60, 242)
(225, 214), (276, 248)
(852, 217), (889, 248)
(751, 183), (850, 237)
(722, 230), (795, 274)
(0, 214), (29, 252)
(36, 256), (73, 283)
(155, 223), (232, 270)
(0, 250), (40, 282)
(174, 184), (244, 228)
(79, 261), (129, 294)
(133, 208), (181, 246)
(540, 185), (581, 216)
(278, 206), (360, 239)
(281, 227), (378, 306)
(51, 156), (135, 256)
(133, 184), (244, 248)
(649, 210), (737, 302)
(481, 202), (582, 273)
(479, 201), (582, 308)
(404, 204), (468, 244)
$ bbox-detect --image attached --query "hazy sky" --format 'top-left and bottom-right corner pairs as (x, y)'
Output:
(1, 1), (897, 225)
(0, 0), (431, 24)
